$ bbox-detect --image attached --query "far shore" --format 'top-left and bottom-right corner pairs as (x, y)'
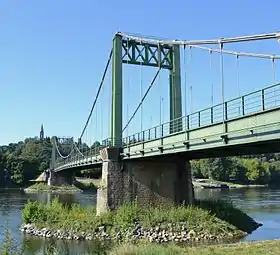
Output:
(76, 177), (268, 190)
(193, 178), (267, 189)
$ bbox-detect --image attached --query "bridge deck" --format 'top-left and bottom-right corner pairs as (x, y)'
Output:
(55, 83), (280, 172)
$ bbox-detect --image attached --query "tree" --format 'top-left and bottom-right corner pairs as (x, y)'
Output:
(242, 159), (269, 184)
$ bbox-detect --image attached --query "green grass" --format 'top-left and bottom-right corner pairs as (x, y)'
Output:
(1, 235), (280, 255)
(21, 198), (259, 239)
(110, 240), (280, 255)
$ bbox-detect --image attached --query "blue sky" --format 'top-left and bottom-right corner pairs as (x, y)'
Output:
(1, 0), (280, 145)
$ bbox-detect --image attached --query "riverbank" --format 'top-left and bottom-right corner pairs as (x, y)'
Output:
(24, 183), (82, 193)
(111, 239), (280, 254)
(193, 178), (267, 189)
(20, 198), (261, 244)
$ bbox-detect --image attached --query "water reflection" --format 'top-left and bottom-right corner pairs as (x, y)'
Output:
(22, 235), (109, 255)
(195, 187), (280, 241)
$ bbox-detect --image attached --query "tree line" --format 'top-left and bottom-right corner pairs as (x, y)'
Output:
(191, 154), (280, 185)
(0, 137), (52, 186)
(0, 137), (105, 186)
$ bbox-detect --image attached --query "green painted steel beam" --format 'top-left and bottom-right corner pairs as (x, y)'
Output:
(169, 45), (182, 133)
(50, 137), (57, 170)
(111, 34), (123, 147)
(122, 39), (172, 69)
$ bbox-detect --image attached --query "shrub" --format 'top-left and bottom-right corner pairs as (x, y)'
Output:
(22, 200), (48, 224)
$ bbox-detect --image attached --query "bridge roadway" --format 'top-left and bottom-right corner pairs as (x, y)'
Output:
(55, 83), (280, 172)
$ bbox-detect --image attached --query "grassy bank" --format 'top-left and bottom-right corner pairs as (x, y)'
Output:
(111, 240), (280, 254)
(24, 183), (82, 193)
(21, 198), (260, 243)
(2, 232), (280, 255)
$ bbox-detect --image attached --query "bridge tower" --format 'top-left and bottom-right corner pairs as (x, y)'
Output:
(110, 33), (183, 146)
(97, 34), (190, 215)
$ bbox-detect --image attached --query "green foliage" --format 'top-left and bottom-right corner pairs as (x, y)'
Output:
(110, 240), (280, 255)
(114, 203), (141, 228)
(21, 198), (257, 237)
(191, 154), (280, 185)
(22, 200), (48, 224)
(0, 137), (52, 187)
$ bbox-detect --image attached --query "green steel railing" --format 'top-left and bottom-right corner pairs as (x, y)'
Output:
(55, 82), (280, 169)
(122, 82), (280, 146)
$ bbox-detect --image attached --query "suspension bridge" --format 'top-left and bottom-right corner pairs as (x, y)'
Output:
(48, 31), (280, 214)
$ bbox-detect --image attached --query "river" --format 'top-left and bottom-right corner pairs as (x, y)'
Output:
(0, 187), (279, 253)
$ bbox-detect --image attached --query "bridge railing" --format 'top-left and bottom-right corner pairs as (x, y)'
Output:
(54, 138), (117, 169)
(122, 82), (280, 147)
(55, 82), (280, 169)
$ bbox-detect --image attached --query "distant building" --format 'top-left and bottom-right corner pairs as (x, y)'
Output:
(40, 124), (44, 140)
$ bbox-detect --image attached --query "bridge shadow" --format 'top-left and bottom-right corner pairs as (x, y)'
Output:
(194, 199), (262, 234)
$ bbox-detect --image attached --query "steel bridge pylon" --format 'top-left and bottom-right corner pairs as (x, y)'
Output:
(111, 33), (183, 147)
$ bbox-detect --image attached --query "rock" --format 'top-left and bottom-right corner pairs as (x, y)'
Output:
(98, 226), (105, 232)
(187, 229), (196, 238)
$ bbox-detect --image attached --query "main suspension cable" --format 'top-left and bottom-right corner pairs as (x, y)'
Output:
(190, 44), (280, 60)
(122, 67), (162, 132)
(54, 139), (74, 159)
(118, 31), (280, 46)
(79, 49), (113, 140)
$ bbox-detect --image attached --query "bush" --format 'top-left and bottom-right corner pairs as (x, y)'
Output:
(22, 200), (48, 224)
(21, 198), (260, 237)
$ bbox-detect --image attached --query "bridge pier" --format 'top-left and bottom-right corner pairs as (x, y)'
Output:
(96, 147), (123, 215)
(47, 170), (74, 186)
(96, 148), (194, 215)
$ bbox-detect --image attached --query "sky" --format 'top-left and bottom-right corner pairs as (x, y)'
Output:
(1, 0), (280, 145)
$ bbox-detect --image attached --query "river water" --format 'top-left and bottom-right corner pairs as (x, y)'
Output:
(0, 187), (279, 253)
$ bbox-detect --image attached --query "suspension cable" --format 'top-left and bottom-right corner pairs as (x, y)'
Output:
(190, 44), (280, 59)
(73, 141), (85, 157)
(158, 43), (162, 127)
(236, 54), (240, 96)
(55, 139), (74, 159)
(183, 45), (187, 136)
(79, 49), (113, 140)
(140, 40), (143, 136)
(209, 49), (214, 106)
(219, 42), (225, 121)
(183, 45), (187, 115)
(236, 54), (241, 116)
(122, 67), (162, 132)
(272, 56), (277, 106)
(189, 46), (193, 114)
(121, 32), (280, 59)
(118, 31), (280, 46)
(95, 103), (98, 156)
(272, 56), (276, 83)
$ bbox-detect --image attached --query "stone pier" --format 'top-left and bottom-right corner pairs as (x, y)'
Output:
(96, 147), (194, 215)
(47, 170), (74, 186)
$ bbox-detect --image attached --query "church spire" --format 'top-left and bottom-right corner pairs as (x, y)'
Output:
(40, 124), (44, 140)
